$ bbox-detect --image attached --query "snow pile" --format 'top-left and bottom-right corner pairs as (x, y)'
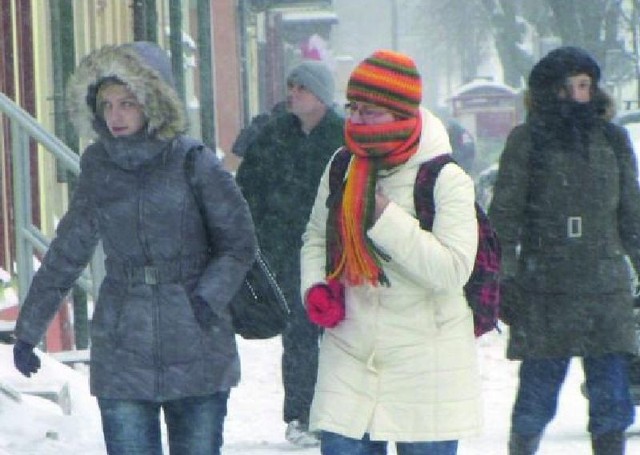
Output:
(0, 332), (638, 454)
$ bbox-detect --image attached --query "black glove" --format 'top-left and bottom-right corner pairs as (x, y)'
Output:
(191, 296), (218, 330)
(13, 339), (41, 378)
(499, 277), (522, 326)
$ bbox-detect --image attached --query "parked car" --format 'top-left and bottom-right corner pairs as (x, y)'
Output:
(614, 109), (640, 183)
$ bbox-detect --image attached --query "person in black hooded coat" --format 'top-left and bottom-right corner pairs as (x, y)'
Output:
(489, 46), (640, 455)
(11, 42), (257, 455)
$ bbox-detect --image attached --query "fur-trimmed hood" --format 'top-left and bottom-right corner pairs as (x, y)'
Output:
(66, 41), (186, 140)
(524, 46), (615, 121)
(524, 87), (616, 121)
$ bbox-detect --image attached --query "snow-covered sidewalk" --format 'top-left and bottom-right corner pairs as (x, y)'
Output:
(1, 330), (639, 454)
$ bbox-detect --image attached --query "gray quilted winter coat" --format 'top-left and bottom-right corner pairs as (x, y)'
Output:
(14, 42), (257, 400)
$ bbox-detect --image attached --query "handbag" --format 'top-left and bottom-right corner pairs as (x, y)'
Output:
(185, 144), (290, 339)
(230, 249), (290, 339)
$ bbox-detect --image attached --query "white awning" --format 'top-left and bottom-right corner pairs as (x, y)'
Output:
(281, 10), (338, 24)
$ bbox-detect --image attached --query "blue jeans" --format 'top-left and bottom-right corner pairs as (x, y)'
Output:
(511, 354), (635, 437)
(320, 431), (458, 455)
(98, 392), (229, 455)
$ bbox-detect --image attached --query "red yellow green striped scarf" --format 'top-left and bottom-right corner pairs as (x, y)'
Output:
(327, 114), (422, 286)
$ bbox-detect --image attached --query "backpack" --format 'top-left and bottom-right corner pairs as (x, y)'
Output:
(328, 149), (502, 337)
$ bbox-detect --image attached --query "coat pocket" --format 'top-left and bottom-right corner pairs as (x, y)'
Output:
(157, 283), (207, 364)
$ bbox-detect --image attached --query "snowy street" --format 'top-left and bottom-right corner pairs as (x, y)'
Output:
(1, 329), (639, 454)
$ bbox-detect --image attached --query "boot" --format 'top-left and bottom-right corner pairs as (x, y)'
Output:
(508, 432), (542, 455)
(591, 431), (625, 455)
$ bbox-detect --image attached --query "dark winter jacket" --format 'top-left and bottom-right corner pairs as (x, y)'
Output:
(489, 47), (640, 359)
(235, 109), (344, 288)
(14, 42), (257, 400)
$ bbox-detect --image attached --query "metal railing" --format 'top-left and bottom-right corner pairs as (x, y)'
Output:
(0, 91), (104, 306)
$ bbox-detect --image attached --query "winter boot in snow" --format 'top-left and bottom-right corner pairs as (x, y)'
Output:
(285, 420), (320, 448)
(591, 431), (625, 455)
(508, 432), (542, 455)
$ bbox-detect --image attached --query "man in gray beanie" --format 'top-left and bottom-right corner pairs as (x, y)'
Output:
(235, 60), (344, 447)
(286, 61), (335, 107)
(231, 61), (334, 158)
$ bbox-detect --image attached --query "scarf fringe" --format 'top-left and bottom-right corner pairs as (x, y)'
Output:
(328, 115), (422, 286)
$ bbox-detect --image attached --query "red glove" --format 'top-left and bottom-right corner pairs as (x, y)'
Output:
(326, 279), (345, 303)
(305, 280), (345, 328)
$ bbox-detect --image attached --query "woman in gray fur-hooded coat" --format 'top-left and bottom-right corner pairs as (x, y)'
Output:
(12, 42), (256, 454)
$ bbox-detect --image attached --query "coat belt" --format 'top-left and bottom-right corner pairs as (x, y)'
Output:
(525, 216), (590, 246)
(105, 255), (208, 285)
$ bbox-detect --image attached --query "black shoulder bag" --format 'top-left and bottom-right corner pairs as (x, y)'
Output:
(185, 145), (290, 339)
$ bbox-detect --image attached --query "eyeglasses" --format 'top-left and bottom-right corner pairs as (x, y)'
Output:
(344, 101), (393, 120)
(287, 81), (308, 92)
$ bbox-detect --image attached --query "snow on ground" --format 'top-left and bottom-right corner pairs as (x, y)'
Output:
(0, 329), (639, 454)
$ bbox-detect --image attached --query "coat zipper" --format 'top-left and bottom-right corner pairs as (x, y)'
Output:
(136, 169), (163, 397)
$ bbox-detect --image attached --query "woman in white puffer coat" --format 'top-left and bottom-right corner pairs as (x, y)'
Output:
(300, 50), (482, 455)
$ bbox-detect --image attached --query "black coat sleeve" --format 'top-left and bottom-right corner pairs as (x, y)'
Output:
(488, 125), (532, 277)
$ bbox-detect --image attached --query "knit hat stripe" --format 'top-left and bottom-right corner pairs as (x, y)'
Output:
(367, 51), (420, 73)
(349, 75), (422, 103)
(346, 49), (422, 116)
(348, 85), (420, 114)
(351, 63), (422, 101)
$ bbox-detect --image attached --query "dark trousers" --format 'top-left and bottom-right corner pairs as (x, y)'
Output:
(98, 392), (229, 455)
(511, 354), (635, 437)
(320, 432), (458, 455)
(281, 278), (320, 425)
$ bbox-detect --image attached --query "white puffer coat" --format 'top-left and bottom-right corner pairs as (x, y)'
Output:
(301, 108), (482, 442)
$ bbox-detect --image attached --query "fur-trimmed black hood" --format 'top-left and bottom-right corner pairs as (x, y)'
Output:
(525, 46), (613, 119)
(66, 41), (186, 140)
(524, 88), (615, 122)
(529, 46), (600, 94)
(522, 46), (618, 158)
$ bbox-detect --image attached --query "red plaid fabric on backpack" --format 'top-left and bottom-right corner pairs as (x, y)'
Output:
(414, 153), (501, 337)
(328, 150), (501, 337)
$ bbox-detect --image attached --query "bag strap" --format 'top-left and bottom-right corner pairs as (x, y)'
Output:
(184, 141), (288, 314)
(253, 249), (290, 314)
(413, 154), (455, 231)
(327, 147), (352, 208)
(184, 143), (208, 235)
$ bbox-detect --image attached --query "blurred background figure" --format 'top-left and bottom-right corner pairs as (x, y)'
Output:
(231, 101), (287, 159)
(447, 118), (476, 175)
(235, 60), (344, 448)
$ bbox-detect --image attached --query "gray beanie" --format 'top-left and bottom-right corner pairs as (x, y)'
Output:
(287, 61), (334, 106)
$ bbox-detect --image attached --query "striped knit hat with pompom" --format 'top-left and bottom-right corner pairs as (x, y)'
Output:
(346, 49), (422, 117)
